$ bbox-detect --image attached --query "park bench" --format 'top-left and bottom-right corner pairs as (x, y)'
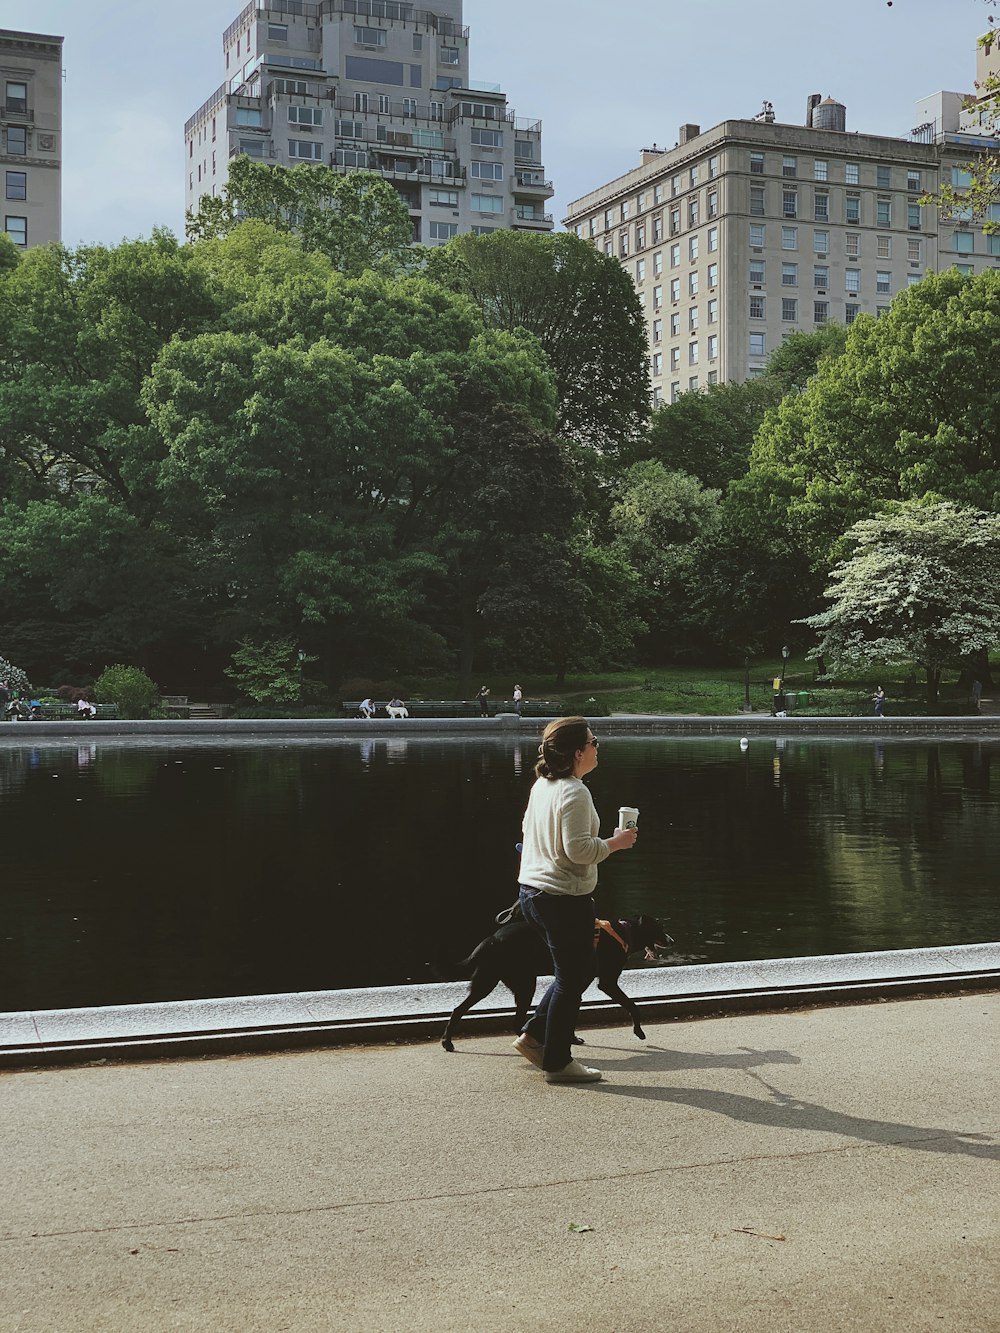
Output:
(15, 702), (120, 721)
(342, 699), (562, 719)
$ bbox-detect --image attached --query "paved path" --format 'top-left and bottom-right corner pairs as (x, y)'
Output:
(2, 992), (997, 1332)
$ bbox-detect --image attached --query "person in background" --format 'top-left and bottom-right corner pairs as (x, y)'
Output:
(513, 684), (523, 716)
(76, 697), (97, 719)
(476, 685), (491, 718)
(513, 716), (637, 1084)
(873, 686), (886, 717)
(359, 697), (376, 719)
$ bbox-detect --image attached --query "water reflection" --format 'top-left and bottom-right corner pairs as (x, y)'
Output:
(0, 736), (997, 1011)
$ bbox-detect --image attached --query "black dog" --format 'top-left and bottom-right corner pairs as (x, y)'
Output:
(439, 914), (671, 1052)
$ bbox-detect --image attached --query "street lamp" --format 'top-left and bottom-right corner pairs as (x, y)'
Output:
(743, 657), (752, 713)
(780, 645), (790, 687)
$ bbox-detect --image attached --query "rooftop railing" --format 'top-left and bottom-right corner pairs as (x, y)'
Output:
(225, 0), (468, 45)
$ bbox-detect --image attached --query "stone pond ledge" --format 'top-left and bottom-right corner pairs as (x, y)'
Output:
(1, 713), (999, 740)
(3, 942), (997, 1067)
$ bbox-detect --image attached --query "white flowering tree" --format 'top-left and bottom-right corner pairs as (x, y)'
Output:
(799, 502), (1000, 708)
(0, 655), (32, 696)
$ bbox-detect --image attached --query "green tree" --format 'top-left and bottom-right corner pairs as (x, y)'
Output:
(94, 664), (160, 718)
(425, 230), (650, 455)
(225, 638), (320, 705)
(798, 502), (1000, 707)
(186, 158), (414, 277)
(641, 379), (780, 491)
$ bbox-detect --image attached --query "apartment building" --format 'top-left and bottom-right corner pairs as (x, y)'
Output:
(0, 28), (63, 251)
(185, 0), (554, 245)
(565, 52), (1000, 403)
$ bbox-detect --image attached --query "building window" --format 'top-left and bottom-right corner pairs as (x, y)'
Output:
(782, 189), (798, 218)
(689, 340), (699, 365)
(907, 169), (921, 192)
(653, 250), (663, 275)
(707, 262), (718, 287)
(654, 183), (664, 204)
(689, 375), (699, 391)
(846, 193), (860, 224)
(652, 318), (662, 342)
(5, 80), (28, 114)
(907, 238), (922, 261)
(378, 94), (391, 113)
(707, 188), (718, 219)
(688, 271), (699, 297)
(708, 155), (719, 178)
(707, 225), (718, 252)
(750, 151), (765, 174)
(637, 191), (647, 212)
(621, 201), (630, 222)
(749, 259), (765, 284)
(782, 155), (797, 178)
(907, 272), (923, 286)
(845, 268), (860, 293)
(951, 166), (973, 189)
(472, 194), (504, 213)
(288, 140), (322, 159)
(750, 186), (765, 216)
(429, 188), (459, 206)
(845, 303), (860, 324)
(268, 22), (289, 40)
(750, 223), (765, 247)
(471, 128), (503, 147)
(652, 214), (663, 243)
(670, 347), (680, 371)
(689, 306), (699, 332)
(813, 301), (829, 324)
(652, 385), (663, 406)
(471, 161), (503, 180)
(988, 234), (1000, 256)
(336, 119), (364, 137)
(688, 235), (699, 262)
(671, 174), (681, 196)
(955, 263), (974, 276)
(782, 298), (797, 321)
(241, 138), (269, 158)
(669, 277), (680, 302)
(750, 294), (765, 319)
(287, 106), (321, 125)
(5, 126), (26, 155)
(908, 202), (921, 230)
(413, 31), (423, 50)
(953, 230), (974, 254)
(669, 207), (680, 235)
(5, 171), (26, 201)
(749, 332), (765, 356)
(876, 234), (891, 259)
(781, 226), (797, 250)
(876, 164), (891, 189)
(653, 284), (663, 309)
(4, 215), (27, 247)
(876, 305), (890, 318)
(782, 262), (798, 286)
(635, 258), (646, 283)
(813, 159), (828, 182)
(670, 381), (680, 402)
(440, 46), (460, 64)
(652, 352), (663, 376)
(846, 162), (860, 185)
(845, 231), (860, 257)
(707, 298), (718, 324)
(814, 191), (829, 221)
(876, 270), (892, 293)
(813, 230), (829, 255)
(876, 198), (892, 227)
(814, 265), (829, 289)
(604, 240), (613, 257)
(667, 242), (679, 268)
(636, 223), (646, 249)
(688, 198), (700, 228)
(429, 222), (458, 240)
(670, 312), (680, 337)
(707, 333), (718, 359)
(707, 370), (718, 385)
(690, 165), (699, 187)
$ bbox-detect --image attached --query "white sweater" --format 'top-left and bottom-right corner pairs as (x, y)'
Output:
(519, 775), (611, 897)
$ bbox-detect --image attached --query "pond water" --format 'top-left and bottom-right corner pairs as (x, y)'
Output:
(1, 735), (998, 1011)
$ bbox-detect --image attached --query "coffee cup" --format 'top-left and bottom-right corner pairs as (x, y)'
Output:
(618, 805), (639, 830)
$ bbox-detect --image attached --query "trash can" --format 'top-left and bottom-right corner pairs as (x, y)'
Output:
(798, 691), (810, 708)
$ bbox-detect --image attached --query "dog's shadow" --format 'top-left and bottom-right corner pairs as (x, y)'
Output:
(574, 1041), (800, 1075)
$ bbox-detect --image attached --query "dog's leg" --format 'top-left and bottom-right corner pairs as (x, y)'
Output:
(597, 974), (646, 1040)
(440, 972), (502, 1052)
(509, 978), (536, 1035)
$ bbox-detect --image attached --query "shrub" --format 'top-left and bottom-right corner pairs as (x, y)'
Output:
(0, 654), (32, 697)
(94, 664), (160, 719)
(224, 638), (323, 705)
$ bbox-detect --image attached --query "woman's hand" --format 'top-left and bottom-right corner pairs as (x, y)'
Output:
(608, 826), (638, 853)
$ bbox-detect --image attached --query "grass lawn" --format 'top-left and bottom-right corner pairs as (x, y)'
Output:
(401, 657), (990, 717)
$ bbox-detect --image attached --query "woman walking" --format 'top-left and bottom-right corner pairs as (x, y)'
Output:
(514, 716), (637, 1084)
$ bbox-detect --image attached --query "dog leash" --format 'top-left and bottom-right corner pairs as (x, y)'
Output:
(594, 919), (628, 954)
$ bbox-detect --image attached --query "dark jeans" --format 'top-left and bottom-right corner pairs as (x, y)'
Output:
(518, 885), (596, 1072)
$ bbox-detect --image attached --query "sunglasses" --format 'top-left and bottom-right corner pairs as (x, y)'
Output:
(586, 736), (600, 748)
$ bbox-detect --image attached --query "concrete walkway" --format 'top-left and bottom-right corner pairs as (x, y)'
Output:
(2, 992), (997, 1332)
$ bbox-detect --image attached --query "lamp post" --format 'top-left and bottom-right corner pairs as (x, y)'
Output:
(296, 648), (306, 687)
(780, 644), (790, 711)
(743, 657), (752, 713)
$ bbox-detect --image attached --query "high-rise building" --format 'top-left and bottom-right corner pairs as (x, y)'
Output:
(565, 44), (1000, 403)
(185, 1), (554, 245)
(0, 27), (63, 251)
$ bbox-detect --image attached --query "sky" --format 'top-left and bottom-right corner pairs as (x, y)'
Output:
(9, 0), (993, 248)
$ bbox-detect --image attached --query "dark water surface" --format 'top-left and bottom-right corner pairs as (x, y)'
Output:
(1, 735), (998, 1011)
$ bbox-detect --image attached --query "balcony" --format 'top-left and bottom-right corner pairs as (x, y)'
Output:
(514, 172), (553, 195)
(512, 207), (553, 229)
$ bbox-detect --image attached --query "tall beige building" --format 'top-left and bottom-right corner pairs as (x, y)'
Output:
(185, 0), (554, 245)
(565, 54), (1000, 403)
(0, 28), (63, 250)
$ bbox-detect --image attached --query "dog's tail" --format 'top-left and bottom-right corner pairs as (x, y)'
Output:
(431, 935), (499, 982)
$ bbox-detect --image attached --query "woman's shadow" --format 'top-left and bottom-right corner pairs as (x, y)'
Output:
(583, 1042), (998, 1163)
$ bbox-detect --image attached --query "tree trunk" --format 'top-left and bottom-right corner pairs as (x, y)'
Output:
(457, 605), (477, 699)
(926, 664), (941, 711)
(957, 647), (995, 690)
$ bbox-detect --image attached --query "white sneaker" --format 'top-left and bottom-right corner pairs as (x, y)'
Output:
(513, 1034), (544, 1068)
(544, 1059), (603, 1084)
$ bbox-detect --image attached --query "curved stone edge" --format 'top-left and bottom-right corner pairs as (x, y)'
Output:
(3, 943), (998, 1068)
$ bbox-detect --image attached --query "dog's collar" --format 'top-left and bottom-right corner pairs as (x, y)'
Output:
(594, 919), (628, 954)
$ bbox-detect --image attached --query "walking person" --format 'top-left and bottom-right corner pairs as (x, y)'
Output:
(513, 684), (523, 716)
(476, 685), (490, 718)
(873, 685), (886, 717)
(513, 716), (637, 1084)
